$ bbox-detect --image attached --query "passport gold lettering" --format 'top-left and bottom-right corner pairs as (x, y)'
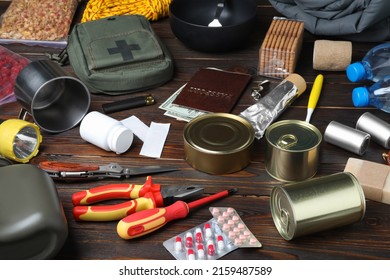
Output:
(189, 87), (232, 99)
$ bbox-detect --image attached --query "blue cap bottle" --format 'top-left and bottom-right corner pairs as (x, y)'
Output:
(352, 87), (370, 107)
(352, 75), (390, 113)
(346, 62), (368, 82)
(346, 42), (390, 83)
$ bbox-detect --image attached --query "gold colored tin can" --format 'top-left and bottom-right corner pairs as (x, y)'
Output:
(183, 113), (255, 174)
(270, 172), (366, 240)
(265, 120), (322, 182)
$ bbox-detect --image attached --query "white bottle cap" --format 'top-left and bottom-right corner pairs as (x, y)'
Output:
(107, 125), (133, 154)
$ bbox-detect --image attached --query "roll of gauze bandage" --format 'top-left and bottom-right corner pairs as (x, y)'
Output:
(313, 40), (352, 71)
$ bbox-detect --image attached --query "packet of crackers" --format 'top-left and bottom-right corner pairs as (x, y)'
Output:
(258, 17), (304, 79)
(0, 0), (79, 48)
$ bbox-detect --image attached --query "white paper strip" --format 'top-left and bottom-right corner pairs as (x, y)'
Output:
(121, 115), (149, 142)
(140, 122), (170, 158)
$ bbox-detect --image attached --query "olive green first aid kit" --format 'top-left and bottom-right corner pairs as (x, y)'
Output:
(67, 15), (174, 95)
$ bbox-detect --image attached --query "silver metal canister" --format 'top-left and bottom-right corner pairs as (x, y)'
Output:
(324, 121), (370, 155)
(265, 120), (322, 182)
(356, 112), (390, 149)
(270, 172), (366, 240)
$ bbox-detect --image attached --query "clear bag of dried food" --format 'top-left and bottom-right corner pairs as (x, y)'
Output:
(0, 0), (80, 48)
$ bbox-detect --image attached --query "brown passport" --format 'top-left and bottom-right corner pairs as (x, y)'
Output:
(173, 68), (252, 113)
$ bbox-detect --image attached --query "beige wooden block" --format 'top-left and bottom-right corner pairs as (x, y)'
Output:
(344, 158), (390, 204)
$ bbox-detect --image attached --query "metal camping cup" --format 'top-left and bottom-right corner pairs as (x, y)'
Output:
(14, 60), (91, 133)
(270, 172), (366, 240)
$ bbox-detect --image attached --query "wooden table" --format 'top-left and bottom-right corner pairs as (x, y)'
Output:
(1, 1), (390, 260)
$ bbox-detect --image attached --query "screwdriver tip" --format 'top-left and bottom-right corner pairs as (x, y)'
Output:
(228, 188), (238, 194)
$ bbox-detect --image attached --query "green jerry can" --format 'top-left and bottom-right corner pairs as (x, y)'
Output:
(0, 164), (68, 259)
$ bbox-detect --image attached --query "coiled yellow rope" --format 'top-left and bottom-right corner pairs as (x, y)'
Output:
(81, 0), (172, 22)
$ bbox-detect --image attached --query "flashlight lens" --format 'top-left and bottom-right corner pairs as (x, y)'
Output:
(13, 126), (39, 160)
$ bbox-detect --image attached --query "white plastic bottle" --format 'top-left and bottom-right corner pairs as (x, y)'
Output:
(79, 111), (133, 154)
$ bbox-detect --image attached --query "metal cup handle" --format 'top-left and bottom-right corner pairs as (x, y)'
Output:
(18, 108), (28, 121)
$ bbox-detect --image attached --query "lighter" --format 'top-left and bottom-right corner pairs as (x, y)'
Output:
(102, 95), (155, 114)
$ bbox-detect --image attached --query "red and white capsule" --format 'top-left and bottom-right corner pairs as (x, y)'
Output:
(207, 239), (215, 256)
(185, 232), (193, 248)
(174, 236), (183, 252)
(216, 235), (225, 251)
(194, 227), (203, 243)
(187, 248), (195, 260)
(204, 223), (213, 239)
(197, 244), (205, 260)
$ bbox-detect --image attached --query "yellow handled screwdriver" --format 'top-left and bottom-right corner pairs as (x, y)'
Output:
(305, 74), (324, 123)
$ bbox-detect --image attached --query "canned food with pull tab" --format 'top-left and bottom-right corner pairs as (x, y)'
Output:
(265, 120), (322, 182)
(183, 113), (255, 174)
(270, 172), (366, 240)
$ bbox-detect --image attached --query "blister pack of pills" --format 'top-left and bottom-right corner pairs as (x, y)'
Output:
(163, 207), (261, 260)
(209, 207), (262, 248)
(163, 218), (235, 260)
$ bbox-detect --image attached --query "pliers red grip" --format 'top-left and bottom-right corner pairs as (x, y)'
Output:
(72, 176), (203, 222)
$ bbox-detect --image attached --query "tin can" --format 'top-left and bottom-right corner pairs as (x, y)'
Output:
(356, 112), (390, 149)
(324, 121), (370, 155)
(183, 113), (255, 174)
(265, 120), (322, 182)
(270, 172), (366, 240)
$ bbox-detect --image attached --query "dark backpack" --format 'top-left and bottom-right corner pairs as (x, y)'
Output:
(268, 0), (390, 42)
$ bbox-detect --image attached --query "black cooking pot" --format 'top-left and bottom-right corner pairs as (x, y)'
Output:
(169, 0), (257, 52)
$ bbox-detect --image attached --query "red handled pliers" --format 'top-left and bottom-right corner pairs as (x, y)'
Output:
(72, 176), (203, 221)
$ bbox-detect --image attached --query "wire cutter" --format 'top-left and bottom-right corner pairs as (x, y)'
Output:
(38, 161), (178, 180)
(72, 176), (204, 221)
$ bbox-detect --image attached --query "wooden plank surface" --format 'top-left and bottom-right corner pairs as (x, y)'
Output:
(1, 0), (390, 260)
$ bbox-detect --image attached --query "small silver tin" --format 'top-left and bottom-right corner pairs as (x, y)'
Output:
(356, 112), (390, 149)
(324, 121), (370, 155)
